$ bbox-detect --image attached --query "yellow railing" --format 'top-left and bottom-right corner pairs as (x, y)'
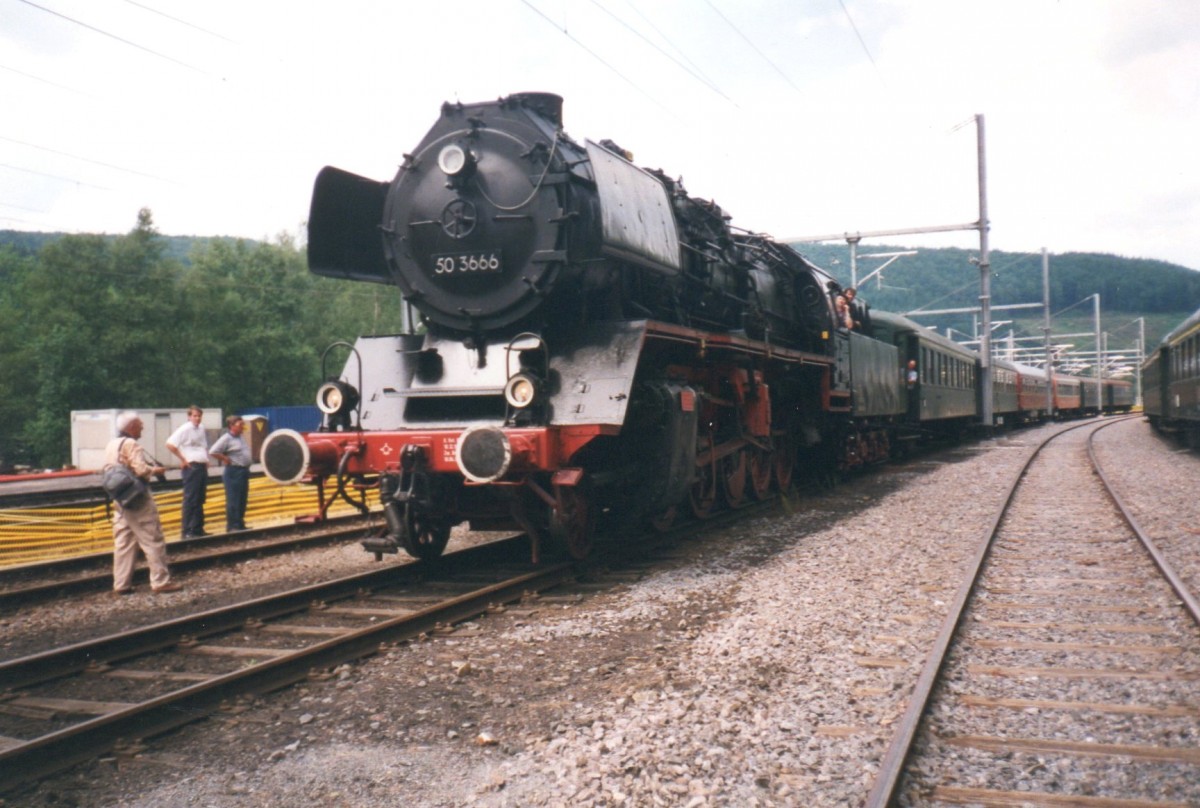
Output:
(0, 476), (378, 567)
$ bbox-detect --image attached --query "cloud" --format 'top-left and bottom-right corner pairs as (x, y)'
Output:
(1, 0), (1198, 271)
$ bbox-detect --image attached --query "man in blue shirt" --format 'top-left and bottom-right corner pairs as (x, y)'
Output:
(209, 415), (253, 532)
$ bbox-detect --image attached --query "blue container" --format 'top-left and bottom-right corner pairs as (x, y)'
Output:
(239, 405), (322, 434)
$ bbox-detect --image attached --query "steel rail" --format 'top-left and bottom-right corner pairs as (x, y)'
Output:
(0, 536), (528, 690)
(0, 536), (570, 789)
(0, 489), (784, 792)
(0, 514), (369, 581)
(0, 447), (877, 794)
(0, 517), (383, 608)
(862, 416), (1139, 808)
(1088, 419), (1200, 625)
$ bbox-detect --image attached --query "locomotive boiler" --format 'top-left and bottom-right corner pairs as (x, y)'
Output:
(262, 92), (842, 561)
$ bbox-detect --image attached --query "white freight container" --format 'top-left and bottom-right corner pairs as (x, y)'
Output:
(70, 408), (223, 470)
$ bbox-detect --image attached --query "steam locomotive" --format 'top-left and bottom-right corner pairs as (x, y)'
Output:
(261, 92), (1123, 562)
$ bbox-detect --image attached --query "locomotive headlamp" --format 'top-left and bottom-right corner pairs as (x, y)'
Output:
(438, 144), (474, 177)
(504, 372), (539, 409)
(316, 380), (360, 416)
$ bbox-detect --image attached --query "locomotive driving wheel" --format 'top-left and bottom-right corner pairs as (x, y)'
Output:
(401, 503), (451, 561)
(549, 484), (595, 560)
(720, 448), (749, 509)
(748, 447), (774, 500)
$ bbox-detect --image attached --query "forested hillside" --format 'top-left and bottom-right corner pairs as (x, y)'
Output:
(0, 212), (405, 468)
(793, 242), (1199, 355)
(793, 242), (1200, 315)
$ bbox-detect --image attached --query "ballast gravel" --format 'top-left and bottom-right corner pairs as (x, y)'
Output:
(6, 418), (1188, 807)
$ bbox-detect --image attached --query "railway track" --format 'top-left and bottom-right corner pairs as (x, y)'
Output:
(0, 515), (384, 609)
(0, 536), (575, 790)
(867, 415), (1200, 807)
(0, 496), (775, 794)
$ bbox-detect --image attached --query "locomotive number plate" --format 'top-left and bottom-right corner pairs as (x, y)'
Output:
(432, 251), (502, 275)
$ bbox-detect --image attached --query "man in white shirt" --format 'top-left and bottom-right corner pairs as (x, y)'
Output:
(166, 405), (210, 538)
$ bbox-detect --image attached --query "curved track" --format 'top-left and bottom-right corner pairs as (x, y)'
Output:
(867, 415), (1200, 806)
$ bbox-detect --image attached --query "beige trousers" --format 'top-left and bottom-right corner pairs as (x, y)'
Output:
(112, 497), (171, 590)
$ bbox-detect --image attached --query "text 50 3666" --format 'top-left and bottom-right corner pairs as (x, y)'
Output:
(432, 252), (502, 275)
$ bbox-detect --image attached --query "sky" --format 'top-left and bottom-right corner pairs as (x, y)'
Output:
(3, 0), (1199, 272)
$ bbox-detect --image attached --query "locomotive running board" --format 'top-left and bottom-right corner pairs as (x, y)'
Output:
(643, 320), (833, 367)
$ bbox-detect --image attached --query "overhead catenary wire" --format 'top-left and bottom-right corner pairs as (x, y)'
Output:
(3, 2), (856, 239)
(0, 162), (112, 190)
(838, 0), (885, 85)
(588, 0), (738, 108)
(622, 1), (727, 101)
(518, 0), (681, 122)
(16, 0), (212, 76)
(702, 0), (803, 95)
(0, 62), (86, 95)
(0, 135), (178, 184)
(121, 0), (237, 44)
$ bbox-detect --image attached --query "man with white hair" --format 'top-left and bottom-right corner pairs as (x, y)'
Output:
(104, 411), (181, 594)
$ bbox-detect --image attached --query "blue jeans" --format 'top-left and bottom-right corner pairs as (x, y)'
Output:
(223, 465), (250, 529)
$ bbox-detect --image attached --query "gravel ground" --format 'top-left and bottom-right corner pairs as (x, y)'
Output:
(898, 416), (1200, 805)
(4, 418), (1184, 807)
(1093, 416), (1200, 596)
